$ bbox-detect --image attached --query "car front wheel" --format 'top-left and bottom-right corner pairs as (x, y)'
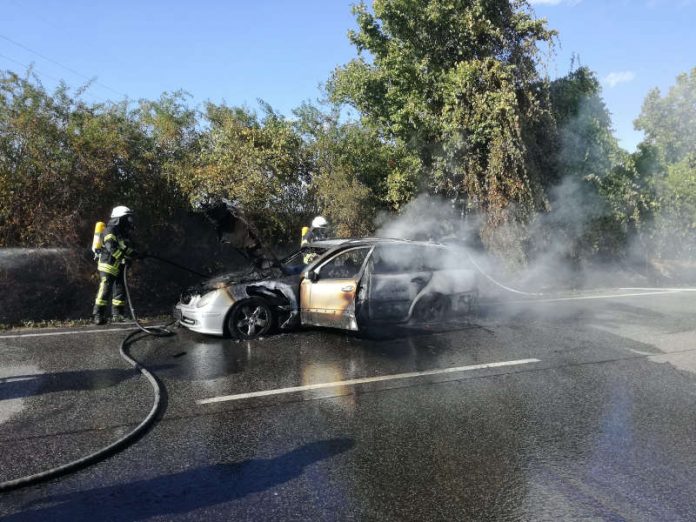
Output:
(227, 298), (274, 340)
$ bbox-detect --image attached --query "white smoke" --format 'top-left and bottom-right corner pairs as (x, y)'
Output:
(376, 194), (482, 245)
(371, 187), (657, 304)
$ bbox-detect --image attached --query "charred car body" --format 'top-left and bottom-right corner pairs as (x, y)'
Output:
(175, 239), (344, 337)
(176, 238), (479, 339)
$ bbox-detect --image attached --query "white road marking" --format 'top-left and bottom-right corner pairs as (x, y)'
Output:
(0, 376), (36, 383)
(0, 326), (135, 339)
(197, 358), (541, 405)
(620, 287), (696, 292)
(625, 348), (659, 356)
(507, 290), (684, 305)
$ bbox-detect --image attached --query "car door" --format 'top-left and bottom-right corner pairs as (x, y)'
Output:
(420, 244), (478, 315)
(300, 246), (372, 330)
(366, 244), (432, 322)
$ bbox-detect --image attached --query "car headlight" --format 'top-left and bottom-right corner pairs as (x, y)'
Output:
(196, 290), (217, 308)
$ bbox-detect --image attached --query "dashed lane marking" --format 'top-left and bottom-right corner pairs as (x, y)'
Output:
(197, 358), (541, 405)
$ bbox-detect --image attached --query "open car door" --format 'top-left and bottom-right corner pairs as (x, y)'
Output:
(300, 246), (372, 330)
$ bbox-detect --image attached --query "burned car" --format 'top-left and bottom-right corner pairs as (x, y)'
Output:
(176, 238), (478, 339)
(175, 239), (344, 337)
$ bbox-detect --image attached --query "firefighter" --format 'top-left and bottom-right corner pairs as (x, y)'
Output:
(301, 216), (329, 246)
(93, 206), (139, 325)
(301, 216), (329, 264)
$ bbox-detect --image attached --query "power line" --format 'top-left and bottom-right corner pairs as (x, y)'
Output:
(0, 52), (61, 83)
(0, 52), (111, 105)
(0, 32), (127, 99)
(8, 0), (63, 33)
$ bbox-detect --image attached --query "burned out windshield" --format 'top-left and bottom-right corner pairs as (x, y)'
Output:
(281, 246), (327, 273)
(282, 247), (326, 266)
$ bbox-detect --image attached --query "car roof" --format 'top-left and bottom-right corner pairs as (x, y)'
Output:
(306, 239), (350, 248)
(306, 237), (450, 266)
(321, 237), (449, 249)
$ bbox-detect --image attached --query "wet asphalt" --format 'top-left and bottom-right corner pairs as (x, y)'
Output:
(2, 290), (696, 520)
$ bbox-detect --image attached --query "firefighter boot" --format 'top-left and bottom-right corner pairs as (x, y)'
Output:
(93, 306), (108, 325)
(111, 306), (128, 323)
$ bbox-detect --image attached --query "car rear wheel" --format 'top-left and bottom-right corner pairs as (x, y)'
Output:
(412, 294), (448, 324)
(227, 298), (274, 340)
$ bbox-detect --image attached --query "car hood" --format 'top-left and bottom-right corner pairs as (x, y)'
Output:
(188, 266), (285, 294)
(198, 200), (279, 269)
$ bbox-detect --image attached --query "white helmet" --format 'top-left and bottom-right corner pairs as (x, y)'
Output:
(110, 206), (133, 219)
(311, 216), (328, 228)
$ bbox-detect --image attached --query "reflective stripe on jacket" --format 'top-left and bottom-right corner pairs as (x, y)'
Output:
(98, 222), (135, 275)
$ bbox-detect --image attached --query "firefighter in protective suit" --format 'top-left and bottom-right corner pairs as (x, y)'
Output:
(93, 206), (139, 324)
(301, 216), (329, 246)
(301, 216), (329, 264)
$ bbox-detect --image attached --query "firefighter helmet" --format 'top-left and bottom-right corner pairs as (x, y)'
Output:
(110, 206), (134, 219)
(311, 216), (328, 229)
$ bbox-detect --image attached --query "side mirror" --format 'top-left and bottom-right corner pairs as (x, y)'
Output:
(305, 270), (319, 282)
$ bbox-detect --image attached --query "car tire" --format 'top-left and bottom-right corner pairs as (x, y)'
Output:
(226, 298), (274, 340)
(412, 294), (448, 324)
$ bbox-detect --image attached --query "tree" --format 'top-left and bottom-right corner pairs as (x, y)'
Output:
(293, 102), (420, 236)
(633, 68), (696, 260)
(137, 91), (198, 186)
(174, 102), (310, 243)
(0, 71), (195, 247)
(635, 67), (696, 165)
(0, 71), (187, 248)
(534, 67), (656, 261)
(549, 67), (619, 183)
(329, 0), (557, 257)
(658, 155), (696, 256)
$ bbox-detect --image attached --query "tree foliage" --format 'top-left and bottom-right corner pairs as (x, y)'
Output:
(329, 0), (557, 255)
(0, 71), (189, 247)
(174, 103), (310, 241)
(293, 102), (420, 236)
(635, 68), (696, 165)
(2, 9), (693, 272)
(549, 67), (618, 182)
(635, 68), (696, 259)
(0, 69), (418, 249)
(540, 67), (655, 260)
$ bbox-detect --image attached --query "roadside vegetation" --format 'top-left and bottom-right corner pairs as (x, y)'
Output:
(1, 0), (695, 270)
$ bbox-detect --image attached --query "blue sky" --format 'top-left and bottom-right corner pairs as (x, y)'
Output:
(2, 0), (695, 151)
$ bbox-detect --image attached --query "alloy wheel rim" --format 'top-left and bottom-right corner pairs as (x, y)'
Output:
(236, 305), (269, 337)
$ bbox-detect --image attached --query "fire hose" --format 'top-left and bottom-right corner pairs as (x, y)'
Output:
(0, 255), (203, 493)
(465, 252), (543, 297)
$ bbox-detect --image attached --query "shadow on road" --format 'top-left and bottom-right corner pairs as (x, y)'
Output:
(0, 365), (174, 400)
(10, 438), (355, 521)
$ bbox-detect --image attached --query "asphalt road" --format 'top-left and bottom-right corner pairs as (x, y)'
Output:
(2, 288), (696, 520)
